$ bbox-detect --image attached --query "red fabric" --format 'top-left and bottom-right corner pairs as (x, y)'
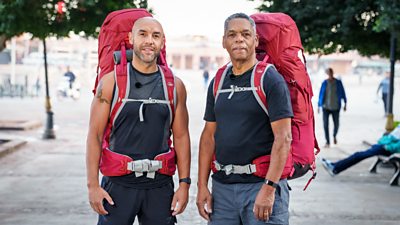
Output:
(251, 12), (310, 123)
(93, 8), (167, 94)
(99, 148), (177, 177)
(211, 154), (217, 173)
(154, 148), (176, 176)
(99, 148), (134, 177)
(97, 9), (176, 177)
(252, 154), (292, 179)
(57, 1), (64, 14)
(101, 44), (128, 150)
(213, 65), (228, 97)
(251, 12), (319, 180)
(254, 63), (268, 109)
(160, 66), (175, 119)
(210, 13), (320, 183)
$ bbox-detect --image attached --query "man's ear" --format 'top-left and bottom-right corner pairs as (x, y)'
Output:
(161, 37), (165, 49)
(128, 32), (133, 45)
(222, 35), (226, 49)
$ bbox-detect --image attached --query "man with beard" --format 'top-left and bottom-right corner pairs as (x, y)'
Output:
(196, 13), (293, 225)
(86, 17), (191, 225)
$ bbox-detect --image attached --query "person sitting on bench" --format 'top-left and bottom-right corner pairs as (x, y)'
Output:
(322, 124), (400, 176)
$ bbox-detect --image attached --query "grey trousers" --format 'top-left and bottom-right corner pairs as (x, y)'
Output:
(209, 179), (289, 225)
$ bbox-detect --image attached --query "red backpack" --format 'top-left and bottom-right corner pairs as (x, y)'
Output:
(94, 9), (177, 178)
(212, 13), (320, 190)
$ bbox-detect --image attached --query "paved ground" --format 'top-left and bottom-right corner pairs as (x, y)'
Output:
(0, 70), (399, 225)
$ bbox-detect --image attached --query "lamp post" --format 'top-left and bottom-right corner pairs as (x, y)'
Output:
(42, 38), (55, 139)
(385, 32), (397, 132)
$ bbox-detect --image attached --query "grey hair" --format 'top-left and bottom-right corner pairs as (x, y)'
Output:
(224, 13), (256, 33)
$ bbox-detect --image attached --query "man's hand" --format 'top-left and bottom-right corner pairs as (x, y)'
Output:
(253, 184), (275, 221)
(196, 185), (213, 221)
(343, 104), (347, 112)
(88, 185), (114, 215)
(171, 184), (189, 216)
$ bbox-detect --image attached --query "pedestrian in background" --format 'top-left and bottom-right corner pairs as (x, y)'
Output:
(377, 71), (390, 116)
(318, 68), (347, 148)
(202, 69), (209, 90)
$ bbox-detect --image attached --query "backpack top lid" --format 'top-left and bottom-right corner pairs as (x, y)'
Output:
(94, 8), (167, 94)
(250, 13), (303, 65)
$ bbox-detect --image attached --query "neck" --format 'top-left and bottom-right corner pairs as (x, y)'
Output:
(231, 56), (257, 75)
(131, 57), (158, 74)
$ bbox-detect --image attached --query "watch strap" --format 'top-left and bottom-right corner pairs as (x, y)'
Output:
(179, 177), (191, 185)
(264, 179), (278, 188)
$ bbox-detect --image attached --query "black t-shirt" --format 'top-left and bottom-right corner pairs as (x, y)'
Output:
(108, 64), (172, 189)
(204, 65), (293, 183)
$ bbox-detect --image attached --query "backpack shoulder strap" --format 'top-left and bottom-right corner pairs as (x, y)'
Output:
(250, 62), (276, 116)
(213, 63), (231, 102)
(102, 43), (129, 149)
(159, 65), (176, 126)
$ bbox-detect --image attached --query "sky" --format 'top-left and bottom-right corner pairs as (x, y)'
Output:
(147, 0), (262, 41)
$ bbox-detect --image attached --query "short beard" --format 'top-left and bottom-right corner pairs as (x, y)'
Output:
(133, 47), (160, 64)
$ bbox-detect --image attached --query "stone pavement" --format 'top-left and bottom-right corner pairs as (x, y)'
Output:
(0, 70), (399, 225)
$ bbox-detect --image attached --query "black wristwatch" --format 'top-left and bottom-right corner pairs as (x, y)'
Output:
(264, 179), (278, 188)
(179, 177), (191, 185)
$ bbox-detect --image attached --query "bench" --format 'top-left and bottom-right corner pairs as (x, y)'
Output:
(369, 153), (400, 186)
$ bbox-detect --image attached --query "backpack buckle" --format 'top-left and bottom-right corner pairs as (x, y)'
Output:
(224, 165), (233, 175)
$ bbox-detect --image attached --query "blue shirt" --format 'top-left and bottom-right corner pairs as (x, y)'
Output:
(318, 78), (347, 110)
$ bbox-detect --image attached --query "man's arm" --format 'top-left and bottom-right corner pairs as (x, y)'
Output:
(170, 77), (191, 216)
(339, 80), (347, 111)
(86, 72), (115, 215)
(196, 121), (216, 221)
(317, 81), (325, 113)
(253, 118), (291, 221)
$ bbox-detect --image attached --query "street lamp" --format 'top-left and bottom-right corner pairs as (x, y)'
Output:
(42, 38), (55, 139)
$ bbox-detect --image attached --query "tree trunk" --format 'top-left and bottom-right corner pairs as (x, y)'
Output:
(0, 35), (7, 52)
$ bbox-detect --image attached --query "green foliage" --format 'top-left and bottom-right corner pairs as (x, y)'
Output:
(255, 0), (400, 57)
(0, 0), (148, 44)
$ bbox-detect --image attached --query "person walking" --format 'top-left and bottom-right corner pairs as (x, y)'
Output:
(63, 66), (76, 89)
(377, 71), (390, 116)
(202, 69), (210, 90)
(318, 68), (347, 147)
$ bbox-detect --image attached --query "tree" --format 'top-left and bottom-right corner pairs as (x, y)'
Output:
(0, 0), (149, 51)
(255, 0), (399, 130)
(0, 0), (149, 138)
(254, 0), (400, 57)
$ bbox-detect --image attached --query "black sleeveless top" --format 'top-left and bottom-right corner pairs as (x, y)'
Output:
(108, 64), (172, 189)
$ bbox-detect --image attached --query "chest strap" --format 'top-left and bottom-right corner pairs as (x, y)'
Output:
(217, 85), (258, 99)
(122, 98), (170, 122)
(214, 160), (257, 175)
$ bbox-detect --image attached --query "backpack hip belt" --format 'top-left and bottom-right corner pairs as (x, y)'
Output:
(213, 160), (257, 175)
(211, 154), (293, 179)
(99, 147), (176, 178)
